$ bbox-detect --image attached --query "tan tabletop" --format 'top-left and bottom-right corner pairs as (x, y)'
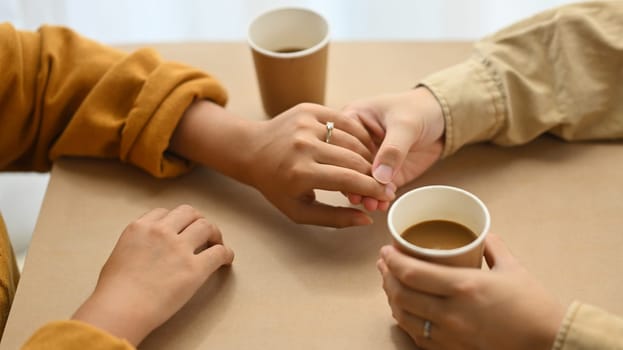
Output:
(2, 42), (623, 349)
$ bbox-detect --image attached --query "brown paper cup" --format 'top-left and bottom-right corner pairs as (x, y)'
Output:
(387, 185), (491, 268)
(248, 8), (329, 117)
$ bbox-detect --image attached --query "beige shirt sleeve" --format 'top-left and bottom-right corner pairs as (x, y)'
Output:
(420, 2), (623, 349)
(552, 301), (623, 350)
(420, 1), (623, 158)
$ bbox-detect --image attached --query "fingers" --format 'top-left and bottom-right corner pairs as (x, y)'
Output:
(314, 141), (372, 175)
(197, 244), (235, 275)
(348, 194), (392, 212)
(380, 245), (467, 296)
(389, 306), (441, 350)
(137, 207), (169, 222)
(325, 128), (374, 162)
(298, 103), (377, 153)
(362, 196), (393, 212)
(288, 199), (373, 228)
(378, 259), (445, 322)
(144, 205), (234, 264)
(180, 218), (224, 252)
(484, 234), (518, 271)
(372, 124), (418, 184)
(160, 204), (203, 233)
(307, 163), (395, 201)
(347, 193), (363, 205)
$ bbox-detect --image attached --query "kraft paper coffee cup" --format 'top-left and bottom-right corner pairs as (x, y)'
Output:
(248, 8), (329, 117)
(387, 185), (491, 268)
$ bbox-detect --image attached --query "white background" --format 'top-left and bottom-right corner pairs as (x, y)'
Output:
(0, 0), (581, 267)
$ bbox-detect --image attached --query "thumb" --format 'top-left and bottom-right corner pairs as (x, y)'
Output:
(484, 234), (519, 271)
(372, 123), (416, 184)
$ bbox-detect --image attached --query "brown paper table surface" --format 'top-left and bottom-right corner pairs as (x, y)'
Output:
(2, 42), (623, 349)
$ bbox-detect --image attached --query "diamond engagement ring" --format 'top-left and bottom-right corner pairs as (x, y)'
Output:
(325, 121), (334, 143)
(423, 320), (431, 339)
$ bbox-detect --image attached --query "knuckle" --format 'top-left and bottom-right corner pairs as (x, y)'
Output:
(397, 268), (418, 285)
(149, 222), (172, 238)
(441, 312), (471, 335)
(284, 164), (308, 185)
(210, 244), (229, 262)
(124, 220), (144, 234)
(292, 114), (311, 129)
(196, 218), (216, 231)
(380, 144), (404, 164)
(385, 285), (401, 304)
(392, 309), (407, 325)
(291, 135), (313, 152)
(451, 279), (481, 297)
(391, 290), (410, 307)
(296, 102), (315, 111)
(179, 204), (200, 217)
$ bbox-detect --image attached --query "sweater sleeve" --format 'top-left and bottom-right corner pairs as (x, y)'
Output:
(418, 1), (623, 157)
(552, 301), (623, 350)
(21, 320), (134, 350)
(0, 23), (227, 178)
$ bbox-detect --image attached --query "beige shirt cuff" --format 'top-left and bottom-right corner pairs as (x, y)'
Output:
(419, 55), (506, 158)
(552, 301), (623, 350)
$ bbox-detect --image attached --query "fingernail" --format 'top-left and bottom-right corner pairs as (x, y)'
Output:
(353, 215), (373, 226)
(373, 164), (393, 184)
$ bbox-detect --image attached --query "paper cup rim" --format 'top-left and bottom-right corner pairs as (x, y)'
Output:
(247, 7), (330, 58)
(387, 185), (491, 258)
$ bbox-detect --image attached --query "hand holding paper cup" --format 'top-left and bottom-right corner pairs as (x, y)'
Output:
(387, 185), (490, 268)
(248, 8), (330, 117)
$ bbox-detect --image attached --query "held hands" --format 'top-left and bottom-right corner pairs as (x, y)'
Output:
(342, 88), (445, 211)
(171, 101), (394, 228)
(172, 89), (445, 228)
(247, 103), (396, 227)
(72, 205), (234, 346)
(377, 235), (565, 350)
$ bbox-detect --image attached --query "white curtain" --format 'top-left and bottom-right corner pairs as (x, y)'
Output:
(2, 0), (580, 44)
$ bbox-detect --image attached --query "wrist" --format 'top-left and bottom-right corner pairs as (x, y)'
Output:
(170, 100), (257, 184)
(72, 290), (154, 346)
(533, 303), (566, 350)
(408, 87), (445, 145)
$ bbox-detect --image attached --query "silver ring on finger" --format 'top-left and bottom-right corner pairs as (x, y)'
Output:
(423, 320), (432, 339)
(325, 121), (334, 144)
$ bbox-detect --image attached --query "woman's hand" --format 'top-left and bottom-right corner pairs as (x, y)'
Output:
(342, 87), (445, 211)
(377, 234), (565, 350)
(170, 101), (394, 228)
(247, 103), (396, 228)
(72, 205), (234, 346)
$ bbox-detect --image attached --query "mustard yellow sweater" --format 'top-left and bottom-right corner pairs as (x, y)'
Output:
(0, 23), (227, 348)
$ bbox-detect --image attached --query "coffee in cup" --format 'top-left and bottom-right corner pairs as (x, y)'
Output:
(401, 219), (478, 250)
(387, 185), (490, 268)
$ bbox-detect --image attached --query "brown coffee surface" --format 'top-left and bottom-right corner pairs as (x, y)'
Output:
(401, 220), (477, 250)
(275, 47), (306, 53)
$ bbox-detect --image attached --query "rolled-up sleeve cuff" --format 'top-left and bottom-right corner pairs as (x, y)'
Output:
(120, 60), (228, 179)
(552, 301), (623, 350)
(22, 320), (134, 350)
(419, 55), (506, 158)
